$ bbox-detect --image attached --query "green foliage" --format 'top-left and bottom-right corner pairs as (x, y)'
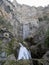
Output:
(46, 30), (49, 36)
(4, 60), (31, 65)
(45, 30), (49, 47)
(4, 38), (15, 56)
(4, 60), (16, 65)
(4, 38), (19, 57)
(45, 37), (49, 47)
(0, 39), (2, 52)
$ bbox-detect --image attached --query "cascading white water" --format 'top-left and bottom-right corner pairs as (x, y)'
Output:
(17, 43), (31, 60)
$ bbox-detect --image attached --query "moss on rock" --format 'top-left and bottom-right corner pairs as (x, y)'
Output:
(4, 60), (32, 65)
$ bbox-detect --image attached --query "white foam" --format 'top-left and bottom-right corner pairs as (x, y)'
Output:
(17, 43), (31, 60)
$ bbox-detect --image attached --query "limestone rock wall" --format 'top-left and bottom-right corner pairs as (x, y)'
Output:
(0, 0), (49, 39)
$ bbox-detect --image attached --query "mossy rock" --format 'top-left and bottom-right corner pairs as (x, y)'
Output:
(0, 35), (19, 58)
(0, 39), (3, 52)
(4, 60), (32, 65)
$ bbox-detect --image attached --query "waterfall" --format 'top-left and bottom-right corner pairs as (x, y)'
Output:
(17, 43), (31, 60)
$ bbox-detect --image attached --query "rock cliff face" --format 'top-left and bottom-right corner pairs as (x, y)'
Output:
(0, 0), (49, 39)
(0, 1), (49, 65)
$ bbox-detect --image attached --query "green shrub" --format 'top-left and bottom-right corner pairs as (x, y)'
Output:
(4, 38), (15, 56)
(0, 39), (2, 52)
(4, 60), (31, 65)
(45, 37), (49, 47)
(45, 30), (49, 47)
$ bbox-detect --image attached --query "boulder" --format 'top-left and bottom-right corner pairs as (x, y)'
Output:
(7, 54), (16, 61)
